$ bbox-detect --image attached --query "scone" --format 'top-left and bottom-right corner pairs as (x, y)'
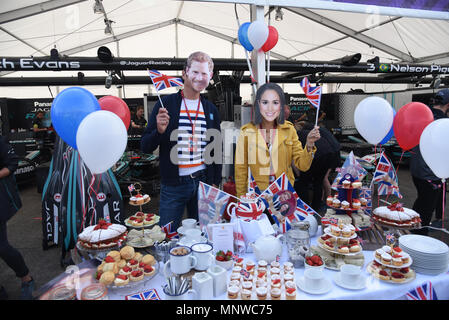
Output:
(120, 246), (135, 260)
(133, 252), (143, 262)
(130, 270), (144, 282)
(142, 254), (156, 266)
(114, 274), (129, 286)
(119, 266), (132, 276)
(102, 262), (118, 274)
(127, 259), (139, 270)
(117, 259), (127, 269)
(143, 264), (156, 276)
(107, 250), (121, 262)
(99, 271), (115, 286)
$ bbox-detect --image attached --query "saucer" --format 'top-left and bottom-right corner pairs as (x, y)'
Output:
(296, 277), (332, 295)
(177, 226), (200, 236)
(333, 273), (367, 290)
(177, 236), (208, 247)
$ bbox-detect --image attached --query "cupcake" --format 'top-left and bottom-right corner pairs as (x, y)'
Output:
(242, 274), (253, 283)
(352, 199), (361, 209)
(270, 261), (280, 269)
(255, 279), (267, 288)
(256, 287), (268, 300)
(271, 277), (282, 289)
(382, 245), (392, 254)
(341, 200), (350, 209)
(256, 271), (267, 281)
(270, 267), (280, 276)
(326, 196), (334, 206)
(230, 273), (241, 283)
(284, 280), (296, 290)
(258, 260), (268, 269)
(235, 257), (244, 268)
(331, 225), (341, 237)
(342, 180), (351, 188)
(285, 287), (296, 300)
(360, 198), (368, 206)
(232, 266), (242, 274)
(228, 280), (240, 288)
(341, 226), (352, 237)
(283, 273), (294, 283)
(375, 249), (385, 260)
(351, 181), (362, 189)
(270, 287), (281, 300)
(349, 243), (361, 252)
(227, 286), (239, 299)
(283, 262), (293, 271)
(246, 261), (255, 274)
(241, 289), (252, 300)
(332, 199), (341, 208)
(242, 281), (253, 291)
(338, 245), (349, 254)
(348, 224), (356, 236)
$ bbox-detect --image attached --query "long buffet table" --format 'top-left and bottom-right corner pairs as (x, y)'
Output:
(36, 226), (449, 300)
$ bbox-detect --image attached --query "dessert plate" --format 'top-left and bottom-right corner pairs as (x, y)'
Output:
(296, 277), (332, 295)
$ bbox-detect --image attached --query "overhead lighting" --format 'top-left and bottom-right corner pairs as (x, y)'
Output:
(340, 53), (362, 66)
(275, 7), (283, 21)
(105, 71), (113, 89)
(97, 46), (114, 63)
(50, 47), (59, 60)
(367, 56), (379, 66)
(104, 19), (114, 35)
(93, 0), (104, 14)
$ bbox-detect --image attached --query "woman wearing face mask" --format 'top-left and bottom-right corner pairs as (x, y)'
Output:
(234, 83), (321, 198)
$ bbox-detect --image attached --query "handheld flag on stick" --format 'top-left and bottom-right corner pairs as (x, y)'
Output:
(147, 69), (183, 109)
(300, 77), (322, 126)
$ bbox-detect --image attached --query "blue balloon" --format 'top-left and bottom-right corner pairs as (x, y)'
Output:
(51, 87), (100, 149)
(238, 22), (254, 51)
(379, 108), (396, 145)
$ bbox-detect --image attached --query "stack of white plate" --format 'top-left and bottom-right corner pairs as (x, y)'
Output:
(398, 234), (449, 275)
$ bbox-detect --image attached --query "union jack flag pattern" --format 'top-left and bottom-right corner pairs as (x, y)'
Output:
(300, 77), (322, 109)
(148, 69), (183, 91)
(360, 186), (372, 214)
(260, 173), (317, 233)
(128, 184), (135, 193)
(406, 281), (438, 300)
(125, 289), (161, 300)
(248, 173), (261, 195)
(161, 221), (178, 240)
(374, 152), (402, 198)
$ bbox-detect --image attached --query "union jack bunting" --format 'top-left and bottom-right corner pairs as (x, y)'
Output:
(406, 281), (438, 300)
(300, 76), (322, 109)
(161, 221), (178, 240)
(198, 182), (232, 236)
(148, 69), (183, 91)
(332, 151), (367, 188)
(248, 173), (261, 195)
(321, 217), (339, 226)
(125, 289), (161, 300)
(260, 173), (317, 233)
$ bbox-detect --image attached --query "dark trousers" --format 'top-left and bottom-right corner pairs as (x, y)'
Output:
(0, 220), (29, 278)
(295, 155), (330, 212)
(412, 176), (446, 234)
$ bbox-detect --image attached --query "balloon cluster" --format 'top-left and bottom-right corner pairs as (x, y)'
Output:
(354, 96), (449, 180)
(51, 87), (130, 174)
(238, 21), (278, 52)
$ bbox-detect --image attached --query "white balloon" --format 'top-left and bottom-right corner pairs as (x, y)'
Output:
(354, 96), (394, 145)
(419, 118), (449, 180)
(247, 20), (269, 50)
(76, 110), (127, 174)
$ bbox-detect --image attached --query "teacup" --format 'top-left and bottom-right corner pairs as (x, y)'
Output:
(163, 246), (197, 276)
(163, 285), (197, 300)
(340, 264), (362, 285)
(184, 228), (203, 242)
(191, 243), (214, 271)
(304, 268), (326, 291)
(182, 218), (199, 230)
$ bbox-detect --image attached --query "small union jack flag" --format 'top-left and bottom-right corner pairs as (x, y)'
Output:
(300, 76), (322, 109)
(125, 289), (160, 300)
(128, 184), (135, 193)
(248, 172), (261, 195)
(385, 233), (395, 245)
(374, 152), (402, 198)
(373, 152), (392, 182)
(161, 221), (178, 240)
(148, 69), (183, 91)
(406, 281), (438, 300)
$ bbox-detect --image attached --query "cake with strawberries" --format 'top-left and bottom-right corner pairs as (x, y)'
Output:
(373, 202), (421, 228)
(77, 220), (127, 250)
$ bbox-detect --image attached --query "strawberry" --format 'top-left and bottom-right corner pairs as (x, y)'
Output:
(257, 272), (265, 278)
(129, 259), (138, 265)
(286, 288), (295, 294)
(272, 279), (281, 285)
(310, 255), (321, 264)
(393, 247), (402, 253)
(95, 271), (102, 280)
(246, 265), (254, 271)
(379, 270), (388, 276)
(144, 265), (153, 272)
(236, 258), (243, 263)
(391, 272), (404, 279)
(400, 267), (409, 273)
(122, 266), (131, 272)
(216, 256), (225, 262)
(226, 250), (233, 257)
(139, 262), (146, 268)
(104, 256), (115, 263)
(131, 270), (142, 277)
(116, 274), (127, 280)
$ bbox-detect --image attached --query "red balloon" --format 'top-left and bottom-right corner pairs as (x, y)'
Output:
(98, 96), (131, 129)
(393, 102), (434, 151)
(261, 26), (279, 52)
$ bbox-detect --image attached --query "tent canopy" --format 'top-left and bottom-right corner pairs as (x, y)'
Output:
(1, 0), (449, 99)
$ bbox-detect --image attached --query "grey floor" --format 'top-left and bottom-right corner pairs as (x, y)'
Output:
(1, 167), (448, 300)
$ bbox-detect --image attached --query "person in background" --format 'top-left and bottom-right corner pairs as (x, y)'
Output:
(32, 111), (48, 140)
(141, 51), (221, 230)
(410, 88), (449, 234)
(0, 136), (34, 300)
(130, 105), (147, 135)
(234, 82), (320, 198)
(295, 121), (340, 213)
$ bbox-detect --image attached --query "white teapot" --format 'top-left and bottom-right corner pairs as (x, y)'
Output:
(249, 234), (284, 263)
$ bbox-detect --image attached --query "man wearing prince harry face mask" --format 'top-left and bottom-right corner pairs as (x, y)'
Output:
(141, 52), (222, 230)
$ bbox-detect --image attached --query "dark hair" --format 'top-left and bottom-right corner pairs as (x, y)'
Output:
(253, 83), (286, 125)
(136, 105), (144, 111)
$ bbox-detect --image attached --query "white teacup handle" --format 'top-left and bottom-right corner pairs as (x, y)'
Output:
(190, 255), (197, 268)
(226, 202), (236, 218)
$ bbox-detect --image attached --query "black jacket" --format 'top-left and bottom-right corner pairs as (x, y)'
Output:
(141, 91), (222, 186)
(0, 137), (22, 221)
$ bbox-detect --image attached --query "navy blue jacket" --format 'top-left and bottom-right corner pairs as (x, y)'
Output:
(0, 136), (22, 221)
(141, 91), (222, 186)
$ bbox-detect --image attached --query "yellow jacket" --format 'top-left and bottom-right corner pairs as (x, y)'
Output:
(234, 121), (316, 198)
